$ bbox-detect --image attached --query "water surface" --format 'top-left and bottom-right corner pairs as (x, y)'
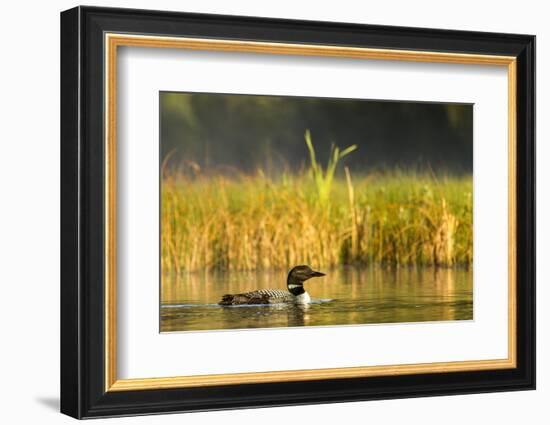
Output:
(161, 267), (472, 332)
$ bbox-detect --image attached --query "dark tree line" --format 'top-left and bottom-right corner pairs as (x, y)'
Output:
(160, 91), (473, 175)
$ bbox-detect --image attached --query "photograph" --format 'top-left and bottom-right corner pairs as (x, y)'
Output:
(159, 91), (474, 332)
(58, 5), (536, 419)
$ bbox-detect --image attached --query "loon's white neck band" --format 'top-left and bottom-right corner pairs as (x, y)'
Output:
(287, 282), (305, 296)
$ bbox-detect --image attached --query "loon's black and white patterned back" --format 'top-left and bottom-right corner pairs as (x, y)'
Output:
(219, 288), (293, 305)
(249, 289), (294, 301)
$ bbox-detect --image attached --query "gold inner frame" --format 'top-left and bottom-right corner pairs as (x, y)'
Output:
(104, 33), (517, 392)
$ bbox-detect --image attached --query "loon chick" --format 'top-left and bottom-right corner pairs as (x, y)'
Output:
(218, 265), (325, 306)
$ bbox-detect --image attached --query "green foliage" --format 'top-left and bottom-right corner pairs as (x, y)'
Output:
(304, 129), (357, 204)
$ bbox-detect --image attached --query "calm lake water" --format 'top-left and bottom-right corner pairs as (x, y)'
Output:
(160, 267), (473, 332)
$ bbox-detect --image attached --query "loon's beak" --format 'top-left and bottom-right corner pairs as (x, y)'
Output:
(310, 270), (325, 277)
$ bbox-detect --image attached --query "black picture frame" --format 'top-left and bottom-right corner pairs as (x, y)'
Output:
(61, 5), (535, 419)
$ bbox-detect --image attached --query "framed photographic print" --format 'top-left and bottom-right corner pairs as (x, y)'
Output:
(60, 6), (535, 419)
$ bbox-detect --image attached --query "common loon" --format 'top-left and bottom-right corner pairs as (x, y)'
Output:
(218, 265), (325, 306)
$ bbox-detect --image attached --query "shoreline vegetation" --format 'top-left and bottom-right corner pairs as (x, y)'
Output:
(161, 133), (472, 274)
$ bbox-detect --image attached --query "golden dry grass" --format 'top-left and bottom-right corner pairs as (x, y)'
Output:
(161, 169), (472, 273)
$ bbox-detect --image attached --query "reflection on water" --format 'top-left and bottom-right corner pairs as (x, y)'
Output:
(160, 267), (473, 332)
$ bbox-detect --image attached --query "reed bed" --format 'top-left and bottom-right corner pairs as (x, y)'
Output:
(161, 169), (472, 273)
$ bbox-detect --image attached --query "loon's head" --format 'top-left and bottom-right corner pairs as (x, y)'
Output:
(287, 265), (325, 296)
